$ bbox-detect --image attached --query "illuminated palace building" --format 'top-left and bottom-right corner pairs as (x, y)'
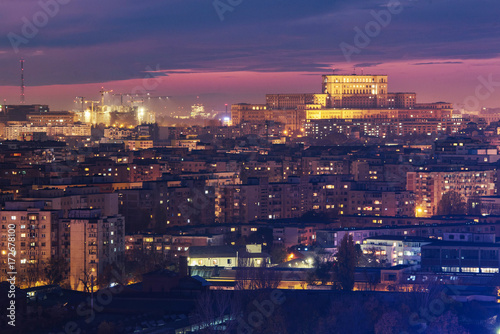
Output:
(232, 74), (456, 136)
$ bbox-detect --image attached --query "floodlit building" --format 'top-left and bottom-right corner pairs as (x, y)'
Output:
(361, 235), (432, 267)
(231, 104), (269, 125)
(232, 74), (453, 134)
(188, 244), (270, 268)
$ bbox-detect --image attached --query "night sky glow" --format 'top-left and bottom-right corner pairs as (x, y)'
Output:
(1, 0), (499, 111)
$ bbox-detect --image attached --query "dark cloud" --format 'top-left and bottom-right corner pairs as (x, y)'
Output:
(0, 0), (498, 87)
(413, 61), (464, 65)
(354, 63), (382, 68)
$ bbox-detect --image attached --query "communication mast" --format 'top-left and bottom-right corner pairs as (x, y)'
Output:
(20, 59), (25, 104)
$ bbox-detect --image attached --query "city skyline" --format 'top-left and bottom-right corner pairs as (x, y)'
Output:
(2, 1), (500, 333)
(0, 0), (499, 111)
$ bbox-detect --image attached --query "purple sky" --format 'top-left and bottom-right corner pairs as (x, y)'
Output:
(1, 0), (500, 113)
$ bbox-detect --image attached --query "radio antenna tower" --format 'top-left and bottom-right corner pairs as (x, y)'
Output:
(20, 59), (25, 104)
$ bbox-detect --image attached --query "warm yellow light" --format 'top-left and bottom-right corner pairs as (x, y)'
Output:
(415, 206), (424, 217)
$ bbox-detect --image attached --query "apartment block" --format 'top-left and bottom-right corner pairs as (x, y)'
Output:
(407, 168), (496, 216)
(68, 209), (125, 291)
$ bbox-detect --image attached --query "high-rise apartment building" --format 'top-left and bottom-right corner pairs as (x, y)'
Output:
(68, 209), (125, 291)
(0, 203), (125, 291)
(407, 169), (497, 216)
(0, 208), (59, 286)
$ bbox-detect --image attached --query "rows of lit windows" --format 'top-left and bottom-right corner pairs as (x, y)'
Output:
(442, 267), (499, 274)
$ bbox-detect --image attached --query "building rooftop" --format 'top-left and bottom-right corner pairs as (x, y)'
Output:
(189, 245), (238, 257)
(424, 241), (500, 248)
(364, 235), (433, 242)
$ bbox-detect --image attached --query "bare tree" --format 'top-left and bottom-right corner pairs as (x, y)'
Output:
(23, 260), (46, 288)
(191, 290), (242, 334)
(78, 269), (97, 293)
(235, 261), (281, 290)
(44, 257), (68, 285)
(249, 265), (281, 290)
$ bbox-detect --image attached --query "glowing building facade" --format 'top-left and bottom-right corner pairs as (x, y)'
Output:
(231, 74), (453, 133)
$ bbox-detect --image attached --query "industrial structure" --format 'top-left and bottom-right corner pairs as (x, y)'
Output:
(73, 90), (164, 126)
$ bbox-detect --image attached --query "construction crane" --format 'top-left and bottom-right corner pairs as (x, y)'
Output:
(85, 100), (100, 111)
(20, 59), (25, 104)
(100, 88), (113, 108)
(74, 97), (101, 112)
(111, 93), (127, 106)
(74, 97), (85, 112)
(112, 92), (169, 107)
(85, 100), (100, 124)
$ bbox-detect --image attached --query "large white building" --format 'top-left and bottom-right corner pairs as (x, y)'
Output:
(361, 236), (432, 267)
(3, 122), (91, 140)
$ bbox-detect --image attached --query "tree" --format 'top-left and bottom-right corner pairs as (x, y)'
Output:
(77, 269), (96, 292)
(235, 261), (281, 290)
(124, 247), (175, 283)
(356, 245), (382, 267)
(270, 245), (287, 264)
(467, 194), (482, 215)
(44, 257), (68, 285)
(97, 321), (117, 334)
(427, 311), (468, 334)
(24, 265), (42, 288)
(97, 263), (123, 289)
(191, 291), (241, 334)
(374, 310), (405, 334)
(334, 234), (358, 291)
(306, 255), (333, 286)
(437, 191), (466, 216)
